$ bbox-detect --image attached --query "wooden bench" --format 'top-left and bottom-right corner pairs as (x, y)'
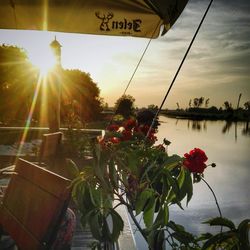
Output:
(0, 158), (72, 249)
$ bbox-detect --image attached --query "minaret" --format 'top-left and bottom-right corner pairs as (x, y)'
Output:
(50, 36), (62, 67)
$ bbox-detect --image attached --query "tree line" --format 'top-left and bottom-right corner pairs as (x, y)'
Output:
(175, 96), (250, 111)
(0, 44), (103, 126)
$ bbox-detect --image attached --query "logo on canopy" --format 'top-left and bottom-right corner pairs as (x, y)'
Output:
(95, 12), (142, 34)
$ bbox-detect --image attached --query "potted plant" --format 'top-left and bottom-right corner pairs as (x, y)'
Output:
(68, 115), (250, 249)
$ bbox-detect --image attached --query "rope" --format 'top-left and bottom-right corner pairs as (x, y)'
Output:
(122, 20), (161, 96)
(146, 0), (215, 139)
(106, 20), (161, 129)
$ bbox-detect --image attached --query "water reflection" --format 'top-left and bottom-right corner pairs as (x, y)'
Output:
(183, 118), (249, 138)
(222, 120), (233, 134)
(187, 120), (207, 131)
(242, 121), (250, 136)
(139, 116), (250, 249)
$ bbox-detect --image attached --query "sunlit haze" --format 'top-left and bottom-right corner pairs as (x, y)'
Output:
(29, 44), (56, 77)
(0, 0), (249, 109)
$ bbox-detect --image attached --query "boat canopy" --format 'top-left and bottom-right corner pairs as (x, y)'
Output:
(0, 0), (189, 38)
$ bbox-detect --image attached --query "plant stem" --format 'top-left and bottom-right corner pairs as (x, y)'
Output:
(165, 228), (175, 247)
(127, 208), (148, 242)
(201, 177), (223, 234)
(201, 177), (222, 218)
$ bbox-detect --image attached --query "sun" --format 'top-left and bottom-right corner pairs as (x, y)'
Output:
(28, 45), (56, 77)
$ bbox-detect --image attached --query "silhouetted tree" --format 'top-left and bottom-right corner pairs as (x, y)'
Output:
(244, 101), (250, 110)
(188, 99), (192, 108)
(224, 101), (233, 111)
(205, 98), (210, 108)
(0, 44), (37, 124)
(0, 45), (103, 126)
(137, 109), (159, 129)
(237, 93), (242, 109)
(193, 97), (204, 108)
(147, 104), (158, 111)
(61, 69), (103, 123)
(193, 98), (199, 108)
(114, 94), (135, 119)
(198, 97), (204, 107)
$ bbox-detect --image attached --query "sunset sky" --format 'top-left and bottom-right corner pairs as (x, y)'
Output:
(0, 0), (249, 109)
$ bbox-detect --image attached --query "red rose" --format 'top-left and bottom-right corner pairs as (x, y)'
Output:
(183, 148), (208, 173)
(147, 132), (157, 143)
(123, 119), (136, 130)
(107, 124), (120, 132)
(140, 125), (150, 135)
(121, 130), (132, 141)
(109, 137), (121, 144)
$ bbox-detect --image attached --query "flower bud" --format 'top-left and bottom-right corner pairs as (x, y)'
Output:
(211, 163), (216, 168)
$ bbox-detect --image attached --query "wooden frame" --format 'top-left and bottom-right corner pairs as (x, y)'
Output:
(38, 132), (63, 165)
(0, 158), (71, 249)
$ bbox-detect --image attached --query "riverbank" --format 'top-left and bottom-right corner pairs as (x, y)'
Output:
(161, 108), (250, 121)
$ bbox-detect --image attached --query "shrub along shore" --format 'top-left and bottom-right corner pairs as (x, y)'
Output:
(161, 108), (250, 121)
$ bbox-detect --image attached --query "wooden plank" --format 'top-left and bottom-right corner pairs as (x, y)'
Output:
(0, 158), (71, 249)
(39, 132), (62, 161)
(14, 159), (70, 198)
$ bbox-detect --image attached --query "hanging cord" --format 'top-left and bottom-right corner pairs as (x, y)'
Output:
(122, 20), (161, 96)
(146, 0), (214, 139)
(105, 20), (161, 129)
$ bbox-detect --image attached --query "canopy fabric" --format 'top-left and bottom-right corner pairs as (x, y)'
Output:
(0, 0), (188, 38)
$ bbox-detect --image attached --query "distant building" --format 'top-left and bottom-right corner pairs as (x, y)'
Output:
(50, 37), (62, 67)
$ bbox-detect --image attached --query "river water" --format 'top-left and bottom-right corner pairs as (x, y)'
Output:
(133, 116), (250, 249)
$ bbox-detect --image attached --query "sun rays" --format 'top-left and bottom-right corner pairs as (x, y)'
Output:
(29, 47), (57, 77)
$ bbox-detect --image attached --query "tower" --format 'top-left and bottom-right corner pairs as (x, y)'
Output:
(50, 36), (62, 67)
(48, 37), (62, 132)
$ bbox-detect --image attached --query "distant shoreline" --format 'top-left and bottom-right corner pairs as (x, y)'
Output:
(160, 108), (250, 122)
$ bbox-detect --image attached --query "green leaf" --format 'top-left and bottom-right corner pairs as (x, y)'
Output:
(148, 230), (165, 250)
(80, 209), (94, 228)
(135, 188), (153, 215)
(171, 231), (195, 245)
(238, 219), (250, 248)
(177, 167), (186, 201)
(89, 211), (103, 241)
(102, 216), (112, 241)
(153, 208), (163, 228)
(127, 150), (139, 173)
(71, 180), (85, 211)
(201, 231), (237, 250)
(88, 185), (103, 207)
(163, 154), (182, 170)
(109, 210), (124, 241)
(153, 204), (169, 229)
(196, 233), (213, 242)
(165, 171), (180, 204)
(66, 158), (80, 179)
(167, 221), (185, 232)
(143, 196), (156, 228)
(92, 157), (112, 193)
(203, 217), (236, 230)
(185, 171), (193, 206)
(108, 159), (118, 188)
